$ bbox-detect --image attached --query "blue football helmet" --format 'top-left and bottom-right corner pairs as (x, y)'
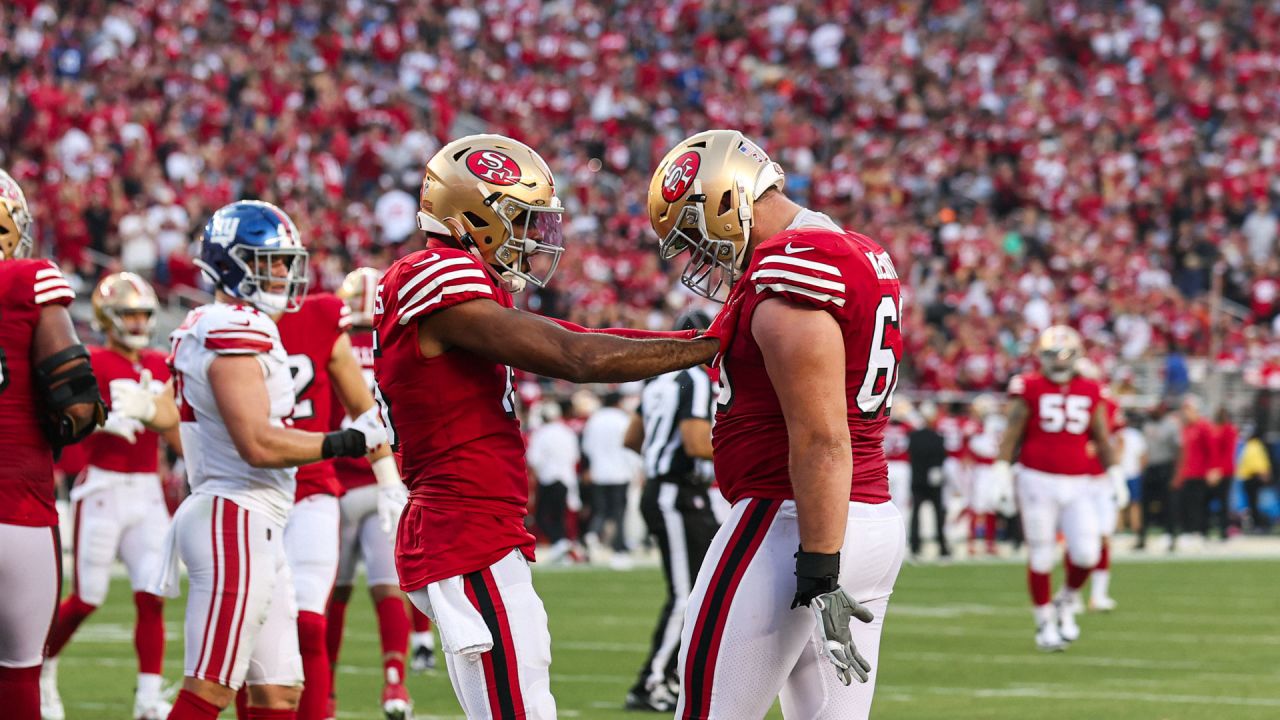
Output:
(195, 200), (309, 314)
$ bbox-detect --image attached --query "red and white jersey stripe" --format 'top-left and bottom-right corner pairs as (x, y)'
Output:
(393, 251), (493, 326)
(32, 263), (76, 305)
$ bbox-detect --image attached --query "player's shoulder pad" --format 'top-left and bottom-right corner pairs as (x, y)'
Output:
(748, 229), (856, 310)
(18, 258), (76, 307)
(198, 303), (280, 355)
(387, 247), (495, 326)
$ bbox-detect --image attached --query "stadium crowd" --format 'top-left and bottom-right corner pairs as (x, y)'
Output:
(6, 0), (1280, 391)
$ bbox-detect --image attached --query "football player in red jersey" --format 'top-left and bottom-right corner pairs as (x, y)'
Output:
(273, 282), (407, 720)
(41, 273), (179, 720)
(324, 267), (420, 720)
(1075, 358), (1128, 612)
(965, 395), (1004, 557)
(0, 169), (106, 719)
(649, 130), (904, 719)
(992, 327), (1124, 652)
(883, 398), (913, 522)
(375, 135), (717, 718)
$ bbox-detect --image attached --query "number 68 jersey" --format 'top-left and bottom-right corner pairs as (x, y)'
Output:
(711, 219), (902, 505)
(1006, 371), (1104, 476)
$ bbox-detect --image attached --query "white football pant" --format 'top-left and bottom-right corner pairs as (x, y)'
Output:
(676, 499), (904, 720)
(70, 468), (169, 605)
(0, 523), (59, 667)
(175, 494), (302, 689)
(336, 485), (399, 587)
(408, 550), (555, 720)
(283, 494), (340, 614)
(1017, 468), (1101, 573)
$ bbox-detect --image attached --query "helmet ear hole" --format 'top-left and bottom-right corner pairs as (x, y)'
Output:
(718, 190), (733, 215)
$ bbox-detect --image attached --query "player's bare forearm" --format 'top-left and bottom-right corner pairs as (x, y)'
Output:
(144, 380), (181, 433)
(329, 333), (376, 417)
(624, 413), (645, 453)
(161, 425), (184, 456)
(209, 355), (326, 468)
(1089, 405), (1118, 468)
(790, 432), (853, 553)
(680, 418), (714, 459)
(754, 298), (850, 553)
(998, 399), (1029, 463)
(424, 299), (718, 383)
(34, 304), (102, 434)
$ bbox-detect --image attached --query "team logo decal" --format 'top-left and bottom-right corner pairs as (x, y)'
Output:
(661, 150), (701, 203)
(465, 150), (522, 186)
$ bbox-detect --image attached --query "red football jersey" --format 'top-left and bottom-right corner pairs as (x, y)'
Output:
(936, 414), (976, 460)
(79, 346), (170, 473)
(711, 226), (901, 505)
(1009, 371), (1105, 475)
(0, 259), (76, 527)
(331, 327), (376, 490)
(276, 293), (351, 499)
(883, 419), (911, 463)
(374, 246), (533, 591)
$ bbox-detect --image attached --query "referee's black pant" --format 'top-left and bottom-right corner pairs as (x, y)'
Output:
(630, 476), (721, 696)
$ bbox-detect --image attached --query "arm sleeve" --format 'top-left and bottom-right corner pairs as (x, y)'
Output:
(547, 317), (697, 341)
(29, 261), (75, 307)
(747, 244), (848, 311)
(392, 251), (496, 326)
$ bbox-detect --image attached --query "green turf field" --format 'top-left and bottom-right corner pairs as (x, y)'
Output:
(56, 557), (1280, 719)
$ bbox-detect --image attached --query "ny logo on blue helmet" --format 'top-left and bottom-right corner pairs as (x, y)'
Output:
(195, 200), (310, 314)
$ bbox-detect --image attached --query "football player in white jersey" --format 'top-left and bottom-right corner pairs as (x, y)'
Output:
(112, 201), (388, 720)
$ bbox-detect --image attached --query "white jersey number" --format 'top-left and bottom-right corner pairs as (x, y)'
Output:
(287, 354), (316, 420)
(855, 295), (901, 416)
(1039, 394), (1091, 434)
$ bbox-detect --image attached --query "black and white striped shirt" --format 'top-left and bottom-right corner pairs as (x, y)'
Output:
(639, 366), (715, 483)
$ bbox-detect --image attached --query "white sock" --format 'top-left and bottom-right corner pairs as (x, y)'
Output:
(1033, 603), (1055, 627)
(136, 673), (163, 701)
(1092, 570), (1111, 600)
(411, 631), (433, 650)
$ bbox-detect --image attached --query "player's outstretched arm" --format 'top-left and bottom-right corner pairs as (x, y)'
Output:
(421, 299), (718, 384)
(209, 355), (384, 468)
(753, 298), (850, 553)
(997, 398), (1029, 464)
(33, 304), (106, 446)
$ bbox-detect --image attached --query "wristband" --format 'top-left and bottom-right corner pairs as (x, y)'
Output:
(322, 429), (366, 459)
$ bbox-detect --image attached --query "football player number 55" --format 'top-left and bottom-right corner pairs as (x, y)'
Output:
(1039, 394), (1091, 434)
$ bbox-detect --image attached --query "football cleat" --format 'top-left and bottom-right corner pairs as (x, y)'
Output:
(410, 644), (437, 673)
(381, 683), (413, 720)
(40, 658), (65, 720)
(1056, 597), (1081, 643)
(1089, 595), (1117, 612)
(625, 682), (678, 712)
(1035, 622), (1068, 653)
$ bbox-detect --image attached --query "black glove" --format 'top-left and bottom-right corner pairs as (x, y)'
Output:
(322, 429), (367, 459)
(792, 547), (841, 608)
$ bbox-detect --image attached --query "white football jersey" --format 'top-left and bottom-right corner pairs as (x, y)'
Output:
(170, 302), (296, 527)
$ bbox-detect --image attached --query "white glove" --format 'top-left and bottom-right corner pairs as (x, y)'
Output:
(349, 407), (390, 452)
(371, 455), (408, 533)
(1108, 465), (1130, 508)
(993, 460), (1017, 516)
(110, 371), (157, 423)
(99, 412), (144, 444)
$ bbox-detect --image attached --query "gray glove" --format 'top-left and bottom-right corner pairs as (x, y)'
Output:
(809, 588), (875, 686)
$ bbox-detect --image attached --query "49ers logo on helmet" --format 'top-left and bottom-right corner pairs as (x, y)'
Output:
(661, 151), (701, 203)
(466, 150), (521, 186)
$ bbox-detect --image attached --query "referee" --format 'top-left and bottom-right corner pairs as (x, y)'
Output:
(624, 308), (720, 713)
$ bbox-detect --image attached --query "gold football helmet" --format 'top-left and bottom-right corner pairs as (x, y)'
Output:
(337, 267), (382, 328)
(1037, 325), (1084, 383)
(417, 134), (563, 292)
(92, 272), (159, 350)
(648, 129), (785, 299)
(0, 168), (34, 261)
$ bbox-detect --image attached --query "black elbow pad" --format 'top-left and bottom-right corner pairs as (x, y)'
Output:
(34, 345), (107, 453)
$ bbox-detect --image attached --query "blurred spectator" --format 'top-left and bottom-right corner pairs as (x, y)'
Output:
(908, 403), (950, 560)
(581, 391), (638, 568)
(1117, 413), (1148, 533)
(1136, 403), (1181, 551)
(526, 401), (580, 563)
(1206, 408), (1239, 540)
(1173, 397), (1214, 551)
(1243, 198), (1278, 267)
(1236, 429), (1274, 533)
